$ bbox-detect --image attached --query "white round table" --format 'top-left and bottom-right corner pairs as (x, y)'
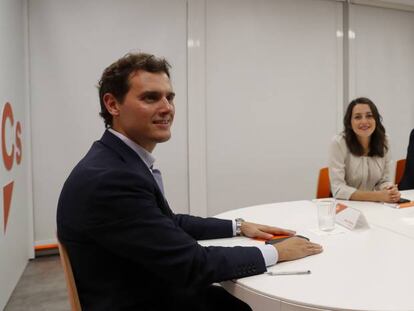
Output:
(199, 190), (414, 311)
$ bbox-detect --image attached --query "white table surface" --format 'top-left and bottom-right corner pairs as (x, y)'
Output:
(199, 190), (414, 311)
(344, 190), (414, 239)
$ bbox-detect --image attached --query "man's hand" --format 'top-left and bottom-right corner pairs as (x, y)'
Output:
(240, 221), (295, 240)
(274, 237), (323, 262)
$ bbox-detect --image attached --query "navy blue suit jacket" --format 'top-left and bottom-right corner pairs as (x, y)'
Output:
(57, 131), (266, 311)
(400, 129), (414, 190)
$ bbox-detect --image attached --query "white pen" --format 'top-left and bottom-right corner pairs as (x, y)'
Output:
(266, 270), (311, 276)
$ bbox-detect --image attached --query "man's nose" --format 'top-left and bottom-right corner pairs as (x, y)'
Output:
(159, 97), (173, 111)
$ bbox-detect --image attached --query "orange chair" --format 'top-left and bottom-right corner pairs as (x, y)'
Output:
(395, 159), (406, 185)
(57, 239), (82, 311)
(316, 167), (332, 199)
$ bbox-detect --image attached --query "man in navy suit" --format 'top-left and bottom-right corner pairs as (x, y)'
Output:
(57, 53), (322, 311)
(399, 129), (414, 190)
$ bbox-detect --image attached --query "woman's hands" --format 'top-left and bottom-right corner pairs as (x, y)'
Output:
(350, 185), (401, 203)
(380, 184), (401, 203)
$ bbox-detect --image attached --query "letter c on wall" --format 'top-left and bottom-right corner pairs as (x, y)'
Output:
(2, 102), (14, 171)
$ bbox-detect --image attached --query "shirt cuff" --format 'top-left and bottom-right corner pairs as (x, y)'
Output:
(232, 219), (236, 236)
(231, 220), (277, 266)
(256, 244), (278, 266)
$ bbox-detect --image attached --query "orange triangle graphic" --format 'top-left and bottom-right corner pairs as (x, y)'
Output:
(3, 181), (14, 234)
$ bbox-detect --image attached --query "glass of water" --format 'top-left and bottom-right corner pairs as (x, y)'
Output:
(316, 199), (336, 231)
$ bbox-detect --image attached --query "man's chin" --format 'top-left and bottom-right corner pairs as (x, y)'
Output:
(156, 134), (171, 143)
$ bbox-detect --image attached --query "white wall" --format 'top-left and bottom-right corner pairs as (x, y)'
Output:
(352, 0), (414, 11)
(0, 0), (31, 309)
(205, 0), (343, 215)
(349, 4), (414, 162)
(29, 0), (189, 245)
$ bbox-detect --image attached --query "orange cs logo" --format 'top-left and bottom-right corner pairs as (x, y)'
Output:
(2, 102), (23, 233)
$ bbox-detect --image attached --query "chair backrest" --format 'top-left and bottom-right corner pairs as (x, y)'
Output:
(395, 159), (407, 185)
(316, 167), (332, 199)
(57, 239), (82, 311)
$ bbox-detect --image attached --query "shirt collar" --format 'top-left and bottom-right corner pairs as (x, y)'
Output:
(107, 128), (155, 169)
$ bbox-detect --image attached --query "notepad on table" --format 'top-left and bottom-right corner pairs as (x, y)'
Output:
(384, 201), (414, 209)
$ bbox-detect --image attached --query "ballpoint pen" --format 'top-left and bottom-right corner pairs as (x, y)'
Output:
(266, 270), (311, 276)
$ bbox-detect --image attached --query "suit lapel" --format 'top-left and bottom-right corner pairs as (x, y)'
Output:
(99, 130), (174, 218)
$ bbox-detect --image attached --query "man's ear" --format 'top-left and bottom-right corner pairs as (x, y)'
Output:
(103, 93), (121, 116)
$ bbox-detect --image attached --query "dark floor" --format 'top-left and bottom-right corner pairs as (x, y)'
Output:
(4, 255), (70, 311)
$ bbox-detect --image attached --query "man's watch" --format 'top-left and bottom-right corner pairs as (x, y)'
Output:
(235, 218), (245, 236)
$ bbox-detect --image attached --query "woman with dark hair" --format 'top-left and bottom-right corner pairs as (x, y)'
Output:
(329, 97), (401, 203)
(399, 129), (414, 190)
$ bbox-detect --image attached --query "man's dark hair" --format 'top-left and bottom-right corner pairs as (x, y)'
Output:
(98, 53), (171, 128)
(343, 97), (388, 157)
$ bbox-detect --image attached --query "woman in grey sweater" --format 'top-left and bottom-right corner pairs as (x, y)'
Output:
(329, 97), (401, 203)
